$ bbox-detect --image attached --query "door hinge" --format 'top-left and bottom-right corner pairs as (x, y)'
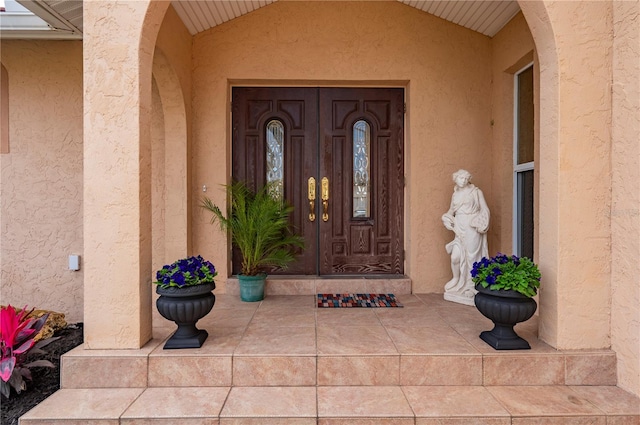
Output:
(403, 103), (407, 113)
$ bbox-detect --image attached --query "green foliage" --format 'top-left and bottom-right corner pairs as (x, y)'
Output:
(201, 181), (304, 276)
(471, 253), (541, 298)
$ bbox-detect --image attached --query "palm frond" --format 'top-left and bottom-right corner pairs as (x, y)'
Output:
(201, 181), (304, 276)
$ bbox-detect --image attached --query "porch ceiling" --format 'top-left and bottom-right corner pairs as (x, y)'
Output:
(3, 0), (520, 40)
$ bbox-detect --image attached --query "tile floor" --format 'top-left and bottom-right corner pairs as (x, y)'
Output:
(20, 293), (640, 425)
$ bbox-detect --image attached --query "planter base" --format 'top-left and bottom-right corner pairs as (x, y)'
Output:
(479, 324), (531, 350)
(163, 327), (209, 349)
(474, 284), (536, 351)
(155, 283), (216, 349)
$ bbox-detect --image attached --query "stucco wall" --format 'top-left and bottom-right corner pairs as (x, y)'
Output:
(519, 1), (613, 351)
(0, 40), (83, 322)
(156, 6), (192, 112)
(82, 0), (173, 348)
(610, 0), (640, 397)
(0, 6), (189, 329)
(153, 5), (193, 269)
(190, 1), (494, 293)
(151, 79), (166, 277)
(489, 13), (535, 254)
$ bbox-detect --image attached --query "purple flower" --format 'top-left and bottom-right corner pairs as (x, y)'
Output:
(173, 273), (186, 287)
(153, 256), (218, 289)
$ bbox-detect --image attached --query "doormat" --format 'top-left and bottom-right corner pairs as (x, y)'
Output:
(317, 293), (403, 308)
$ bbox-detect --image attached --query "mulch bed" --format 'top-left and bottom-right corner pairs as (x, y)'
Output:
(1, 323), (84, 425)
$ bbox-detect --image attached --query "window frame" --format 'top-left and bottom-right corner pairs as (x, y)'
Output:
(512, 62), (535, 257)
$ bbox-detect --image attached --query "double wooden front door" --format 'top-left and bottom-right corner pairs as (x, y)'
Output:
(232, 87), (404, 276)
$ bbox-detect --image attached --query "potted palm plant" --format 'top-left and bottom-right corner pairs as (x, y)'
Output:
(202, 181), (304, 302)
(471, 253), (541, 350)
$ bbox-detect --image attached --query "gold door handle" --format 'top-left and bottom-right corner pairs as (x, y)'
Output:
(308, 177), (316, 222)
(321, 177), (329, 222)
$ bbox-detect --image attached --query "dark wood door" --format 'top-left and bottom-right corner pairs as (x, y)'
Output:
(232, 87), (404, 275)
(232, 87), (318, 275)
(318, 88), (404, 274)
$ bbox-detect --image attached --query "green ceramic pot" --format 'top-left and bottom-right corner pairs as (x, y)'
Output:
(238, 273), (266, 302)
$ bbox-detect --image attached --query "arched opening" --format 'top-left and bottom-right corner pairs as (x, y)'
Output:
(514, 3), (560, 348)
(151, 48), (190, 274)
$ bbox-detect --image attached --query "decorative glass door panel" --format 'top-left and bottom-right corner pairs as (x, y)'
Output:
(266, 120), (285, 200)
(353, 120), (371, 218)
(232, 87), (404, 275)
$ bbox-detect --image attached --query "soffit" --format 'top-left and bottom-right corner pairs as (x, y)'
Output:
(2, 0), (520, 40)
(173, 0), (520, 37)
(172, 1), (276, 35)
(399, 1), (520, 37)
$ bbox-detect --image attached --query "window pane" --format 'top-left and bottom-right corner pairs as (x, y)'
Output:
(517, 66), (534, 164)
(518, 169), (534, 258)
(266, 120), (284, 200)
(353, 120), (371, 218)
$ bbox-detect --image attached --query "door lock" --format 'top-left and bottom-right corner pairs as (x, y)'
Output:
(321, 177), (329, 222)
(308, 177), (316, 222)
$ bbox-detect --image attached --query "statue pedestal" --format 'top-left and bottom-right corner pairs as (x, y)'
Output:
(444, 291), (476, 306)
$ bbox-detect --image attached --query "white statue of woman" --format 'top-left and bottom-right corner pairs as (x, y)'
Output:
(442, 169), (490, 305)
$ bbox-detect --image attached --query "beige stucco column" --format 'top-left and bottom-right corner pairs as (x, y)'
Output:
(610, 0), (640, 397)
(83, 0), (169, 349)
(519, 1), (613, 349)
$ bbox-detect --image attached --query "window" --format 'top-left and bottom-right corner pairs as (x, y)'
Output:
(513, 64), (534, 258)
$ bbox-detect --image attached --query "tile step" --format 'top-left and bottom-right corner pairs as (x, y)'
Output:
(61, 294), (618, 389)
(61, 347), (619, 388)
(221, 276), (413, 295)
(19, 385), (640, 424)
(23, 294), (639, 424)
